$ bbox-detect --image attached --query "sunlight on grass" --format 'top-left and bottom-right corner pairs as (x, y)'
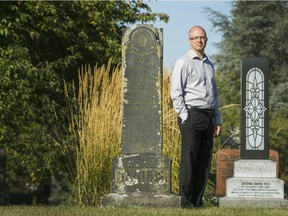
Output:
(1, 206), (288, 216)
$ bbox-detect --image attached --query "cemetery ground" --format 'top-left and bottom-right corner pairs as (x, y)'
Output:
(2, 27), (288, 211)
(0, 206), (288, 216)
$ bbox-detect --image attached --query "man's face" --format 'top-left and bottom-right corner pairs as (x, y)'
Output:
(189, 28), (207, 53)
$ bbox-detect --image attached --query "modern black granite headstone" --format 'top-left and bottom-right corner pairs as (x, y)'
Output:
(101, 24), (180, 208)
(241, 57), (269, 159)
(219, 57), (288, 208)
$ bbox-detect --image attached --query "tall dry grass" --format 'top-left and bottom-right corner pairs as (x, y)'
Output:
(65, 61), (122, 206)
(65, 62), (182, 205)
(162, 71), (181, 193)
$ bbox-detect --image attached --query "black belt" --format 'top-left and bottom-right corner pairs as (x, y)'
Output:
(186, 106), (214, 117)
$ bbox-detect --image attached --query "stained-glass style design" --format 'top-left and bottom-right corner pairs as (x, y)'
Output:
(244, 67), (266, 150)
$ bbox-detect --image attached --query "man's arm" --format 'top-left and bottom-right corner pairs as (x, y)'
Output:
(170, 59), (188, 123)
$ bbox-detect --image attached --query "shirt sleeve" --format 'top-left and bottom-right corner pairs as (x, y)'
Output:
(170, 59), (189, 123)
(214, 109), (222, 125)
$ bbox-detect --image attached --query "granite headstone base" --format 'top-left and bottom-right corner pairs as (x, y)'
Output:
(101, 193), (180, 208)
(100, 154), (181, 208)
(216, 149), (279, 196)
(220, 197), (288, 209)
(219, 159), (288, 208)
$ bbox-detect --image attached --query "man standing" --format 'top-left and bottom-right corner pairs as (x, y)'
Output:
(170, 26), (222, 208)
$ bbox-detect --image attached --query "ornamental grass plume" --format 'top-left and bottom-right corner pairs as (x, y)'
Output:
(65, 63), (182, 205)
(65, 61), (122, 206)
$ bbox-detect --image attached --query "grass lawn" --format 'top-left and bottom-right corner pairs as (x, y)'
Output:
(0, 206), (288, 216)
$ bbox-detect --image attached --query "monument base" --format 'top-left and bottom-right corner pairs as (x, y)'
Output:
(219, 159), (288, 209)
(101, 193), (181, 208)
(219, 197), (288, 209)
(101, 154), (181, 208)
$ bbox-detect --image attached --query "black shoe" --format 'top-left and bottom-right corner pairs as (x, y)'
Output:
(194, 204), (204, 208)
(181, 196), (193, 209)
(181, 203), (193, 209)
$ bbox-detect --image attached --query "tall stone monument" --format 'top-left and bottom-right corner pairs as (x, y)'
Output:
(219, 57), (288, 208)
(101, 24), (180, 207)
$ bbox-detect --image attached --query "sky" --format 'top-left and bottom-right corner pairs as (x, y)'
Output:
(143, 0), (233, 69)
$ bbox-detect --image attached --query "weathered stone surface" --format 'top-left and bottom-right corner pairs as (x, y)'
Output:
(121, 24), (162, 155)
(101, 24), (180, 208)
(101, 193), (180, 208)
(112, 154), (172, 194)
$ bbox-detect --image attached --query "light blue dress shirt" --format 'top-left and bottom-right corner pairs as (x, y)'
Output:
(170, 49), (221, 125)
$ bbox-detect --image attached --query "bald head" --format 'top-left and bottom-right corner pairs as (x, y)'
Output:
(189, 26), (207, 39)
(188, 25), (208, 58)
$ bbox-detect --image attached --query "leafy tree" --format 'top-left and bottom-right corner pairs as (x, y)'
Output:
(206, 0), (288, 106)
(0, 0), (168, 193)
(205, 1), (288, 178)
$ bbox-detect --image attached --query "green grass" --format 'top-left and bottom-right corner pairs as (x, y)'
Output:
(0, 206), (288, 216)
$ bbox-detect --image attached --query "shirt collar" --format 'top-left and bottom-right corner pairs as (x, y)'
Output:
(188, 49), (208, 60)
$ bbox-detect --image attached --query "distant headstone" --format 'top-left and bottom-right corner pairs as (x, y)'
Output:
(100, 24), (180, 208)
(0, 149), (5, 191)
(216, 149), (279, 196)
(219, 57), (288, 208)
(48, 172), (69, 205)
(0, 149), (6, 205)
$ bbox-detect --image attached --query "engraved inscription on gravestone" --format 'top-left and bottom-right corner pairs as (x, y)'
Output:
(216, 149), (279, 196)
(112, 155), (171, 194)
(219, 57), (288, 208)
(121, 25), (162, 155)
(227, 179), (283, 198)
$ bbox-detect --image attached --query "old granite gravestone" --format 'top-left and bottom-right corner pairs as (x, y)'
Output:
(219, 57), (288, 208)
(100, 24), (180, 207)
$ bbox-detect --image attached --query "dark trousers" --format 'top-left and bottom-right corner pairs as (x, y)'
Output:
(178, 109), (214, 207)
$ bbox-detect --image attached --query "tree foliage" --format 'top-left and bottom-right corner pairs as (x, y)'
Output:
(205, 1), (288, 178)
(205, 1), (288, 107)
(0, 0), (168, 191)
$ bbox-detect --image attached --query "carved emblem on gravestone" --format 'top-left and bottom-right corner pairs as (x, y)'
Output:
(243, 67), (267, 150)
(241, 57), (269, 159)
(219, 57), (288, 208)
